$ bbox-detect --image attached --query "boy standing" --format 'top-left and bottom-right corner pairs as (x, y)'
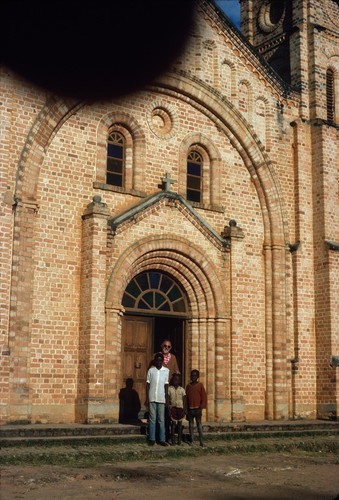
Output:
(186, 369), (207, 447)
(168, 373), (186, 445)
(145, 352), (169, 446)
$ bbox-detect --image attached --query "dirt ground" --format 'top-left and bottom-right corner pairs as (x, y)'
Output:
(1, 451), (339, 500)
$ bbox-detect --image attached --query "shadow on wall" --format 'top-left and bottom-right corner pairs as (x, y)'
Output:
(118, 378), (141, 424)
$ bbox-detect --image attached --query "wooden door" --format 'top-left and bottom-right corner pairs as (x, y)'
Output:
(122, 316), (152, 410)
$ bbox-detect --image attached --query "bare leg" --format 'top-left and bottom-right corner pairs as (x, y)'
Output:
(196, 415), (204, 446)
(189, 418), (194, 444)
(177, 421), (182, 445)
(171, 421), (175, 445)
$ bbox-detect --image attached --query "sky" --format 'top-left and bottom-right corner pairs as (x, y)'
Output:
(214, 0), (241, 28)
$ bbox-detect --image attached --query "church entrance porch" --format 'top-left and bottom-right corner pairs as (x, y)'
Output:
(121, 315), (185, 422)
(120, 271), (187, 420)
(99, 229), (234, 425)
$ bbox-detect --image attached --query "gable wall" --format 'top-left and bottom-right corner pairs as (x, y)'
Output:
(1, 5), (297, 423)
(3, 1), (338, 423)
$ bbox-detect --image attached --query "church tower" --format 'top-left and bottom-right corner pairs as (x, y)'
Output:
(240, 0), (339, 123)
(241, 0), (339, 419)
(240, 0), (293, 83)
(240, 0), (339, 196)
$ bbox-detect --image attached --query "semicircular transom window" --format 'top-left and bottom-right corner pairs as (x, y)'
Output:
(122, 272), (187, 316)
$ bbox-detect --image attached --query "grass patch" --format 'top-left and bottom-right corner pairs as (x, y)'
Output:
(205, 430), (339, 441)
(1, 437), (338, 467)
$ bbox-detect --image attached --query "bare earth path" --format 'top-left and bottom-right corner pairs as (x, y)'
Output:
(2, 451), (339, 499)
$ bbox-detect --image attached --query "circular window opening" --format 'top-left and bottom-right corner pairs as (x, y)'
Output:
(258, 1), (285, 32)
(269, 0), (285, 25)
(147, 104), (178, 139)
(151, 107), (172, 135)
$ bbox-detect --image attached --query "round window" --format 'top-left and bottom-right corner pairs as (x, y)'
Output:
(258, 0), (285, 33)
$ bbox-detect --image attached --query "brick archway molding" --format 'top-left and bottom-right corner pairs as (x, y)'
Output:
(103, 234), (228, 422)
(8, 70), (289, 423)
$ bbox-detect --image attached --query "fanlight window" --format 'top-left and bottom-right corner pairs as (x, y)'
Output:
(122, 272), (187, 315)
(107, 131), (125, 186)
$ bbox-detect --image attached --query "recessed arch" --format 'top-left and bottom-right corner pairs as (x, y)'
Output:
(106, 130), (126, 187)
(97, 111), (146, 191)
(15, 96), (82, 202)
(105, 234), (228, 420)
(122, 271), (188, 315)
(221, 59), (236, 99)
(14, 70), (288, 244)
(148, 70), (290, 418)
(179, 132), (222, 207)
(238, 79), (252, 120)
(149, 70), (288, 245)
(255, 97), (268, 144)
(12, 69), (290, 420)
(106, 235), (227, 320)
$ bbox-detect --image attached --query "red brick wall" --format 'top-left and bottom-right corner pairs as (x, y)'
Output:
(1, 1), (338, 423)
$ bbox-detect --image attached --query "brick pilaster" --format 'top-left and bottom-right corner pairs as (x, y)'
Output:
(222, 221), (245, 421)
(8, 199), (39, 422)
(76, 196), (110, 423)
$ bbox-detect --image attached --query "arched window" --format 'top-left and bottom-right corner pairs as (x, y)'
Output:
(326, 68), (335, 123)
(107, 131), (125, 186)
(221, 61), (233, 99)
(255, 98), (266, 143)
(122, 271), (187, 316)
(239, 81), (249, 116)
(187, 150), (202, 203)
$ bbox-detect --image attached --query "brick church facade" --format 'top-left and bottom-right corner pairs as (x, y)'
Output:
(1, 0), (338, 424)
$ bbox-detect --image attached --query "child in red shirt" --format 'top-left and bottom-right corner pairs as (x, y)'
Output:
(185, 369), (207, 447)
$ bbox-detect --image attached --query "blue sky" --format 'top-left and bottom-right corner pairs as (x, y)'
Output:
(214, 0), (240, 28)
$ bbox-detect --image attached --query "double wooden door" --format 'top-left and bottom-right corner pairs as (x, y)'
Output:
(122, 316), (152, 409)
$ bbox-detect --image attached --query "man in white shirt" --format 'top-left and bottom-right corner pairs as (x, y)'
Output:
(145, 352), (169, 446)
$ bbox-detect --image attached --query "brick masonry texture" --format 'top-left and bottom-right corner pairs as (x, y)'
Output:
(0, 0), (338, 424)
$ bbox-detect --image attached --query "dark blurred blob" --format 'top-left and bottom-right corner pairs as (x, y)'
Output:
(0, 0), (195, 100)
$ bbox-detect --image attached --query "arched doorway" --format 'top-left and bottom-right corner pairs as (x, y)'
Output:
(106, 234), (228, 423)
(120, 271), (188, 416)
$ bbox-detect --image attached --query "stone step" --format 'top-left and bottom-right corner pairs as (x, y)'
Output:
(1, 428), (338, 449)
(1, 419), (338, 441)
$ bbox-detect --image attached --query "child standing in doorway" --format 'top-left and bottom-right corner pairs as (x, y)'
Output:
(145, 352), (169, 446)
(186, 369), (207, 447)
(168, 373), (186, 445)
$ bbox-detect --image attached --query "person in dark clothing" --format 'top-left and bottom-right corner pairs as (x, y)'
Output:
(186, 369), (207, 447)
